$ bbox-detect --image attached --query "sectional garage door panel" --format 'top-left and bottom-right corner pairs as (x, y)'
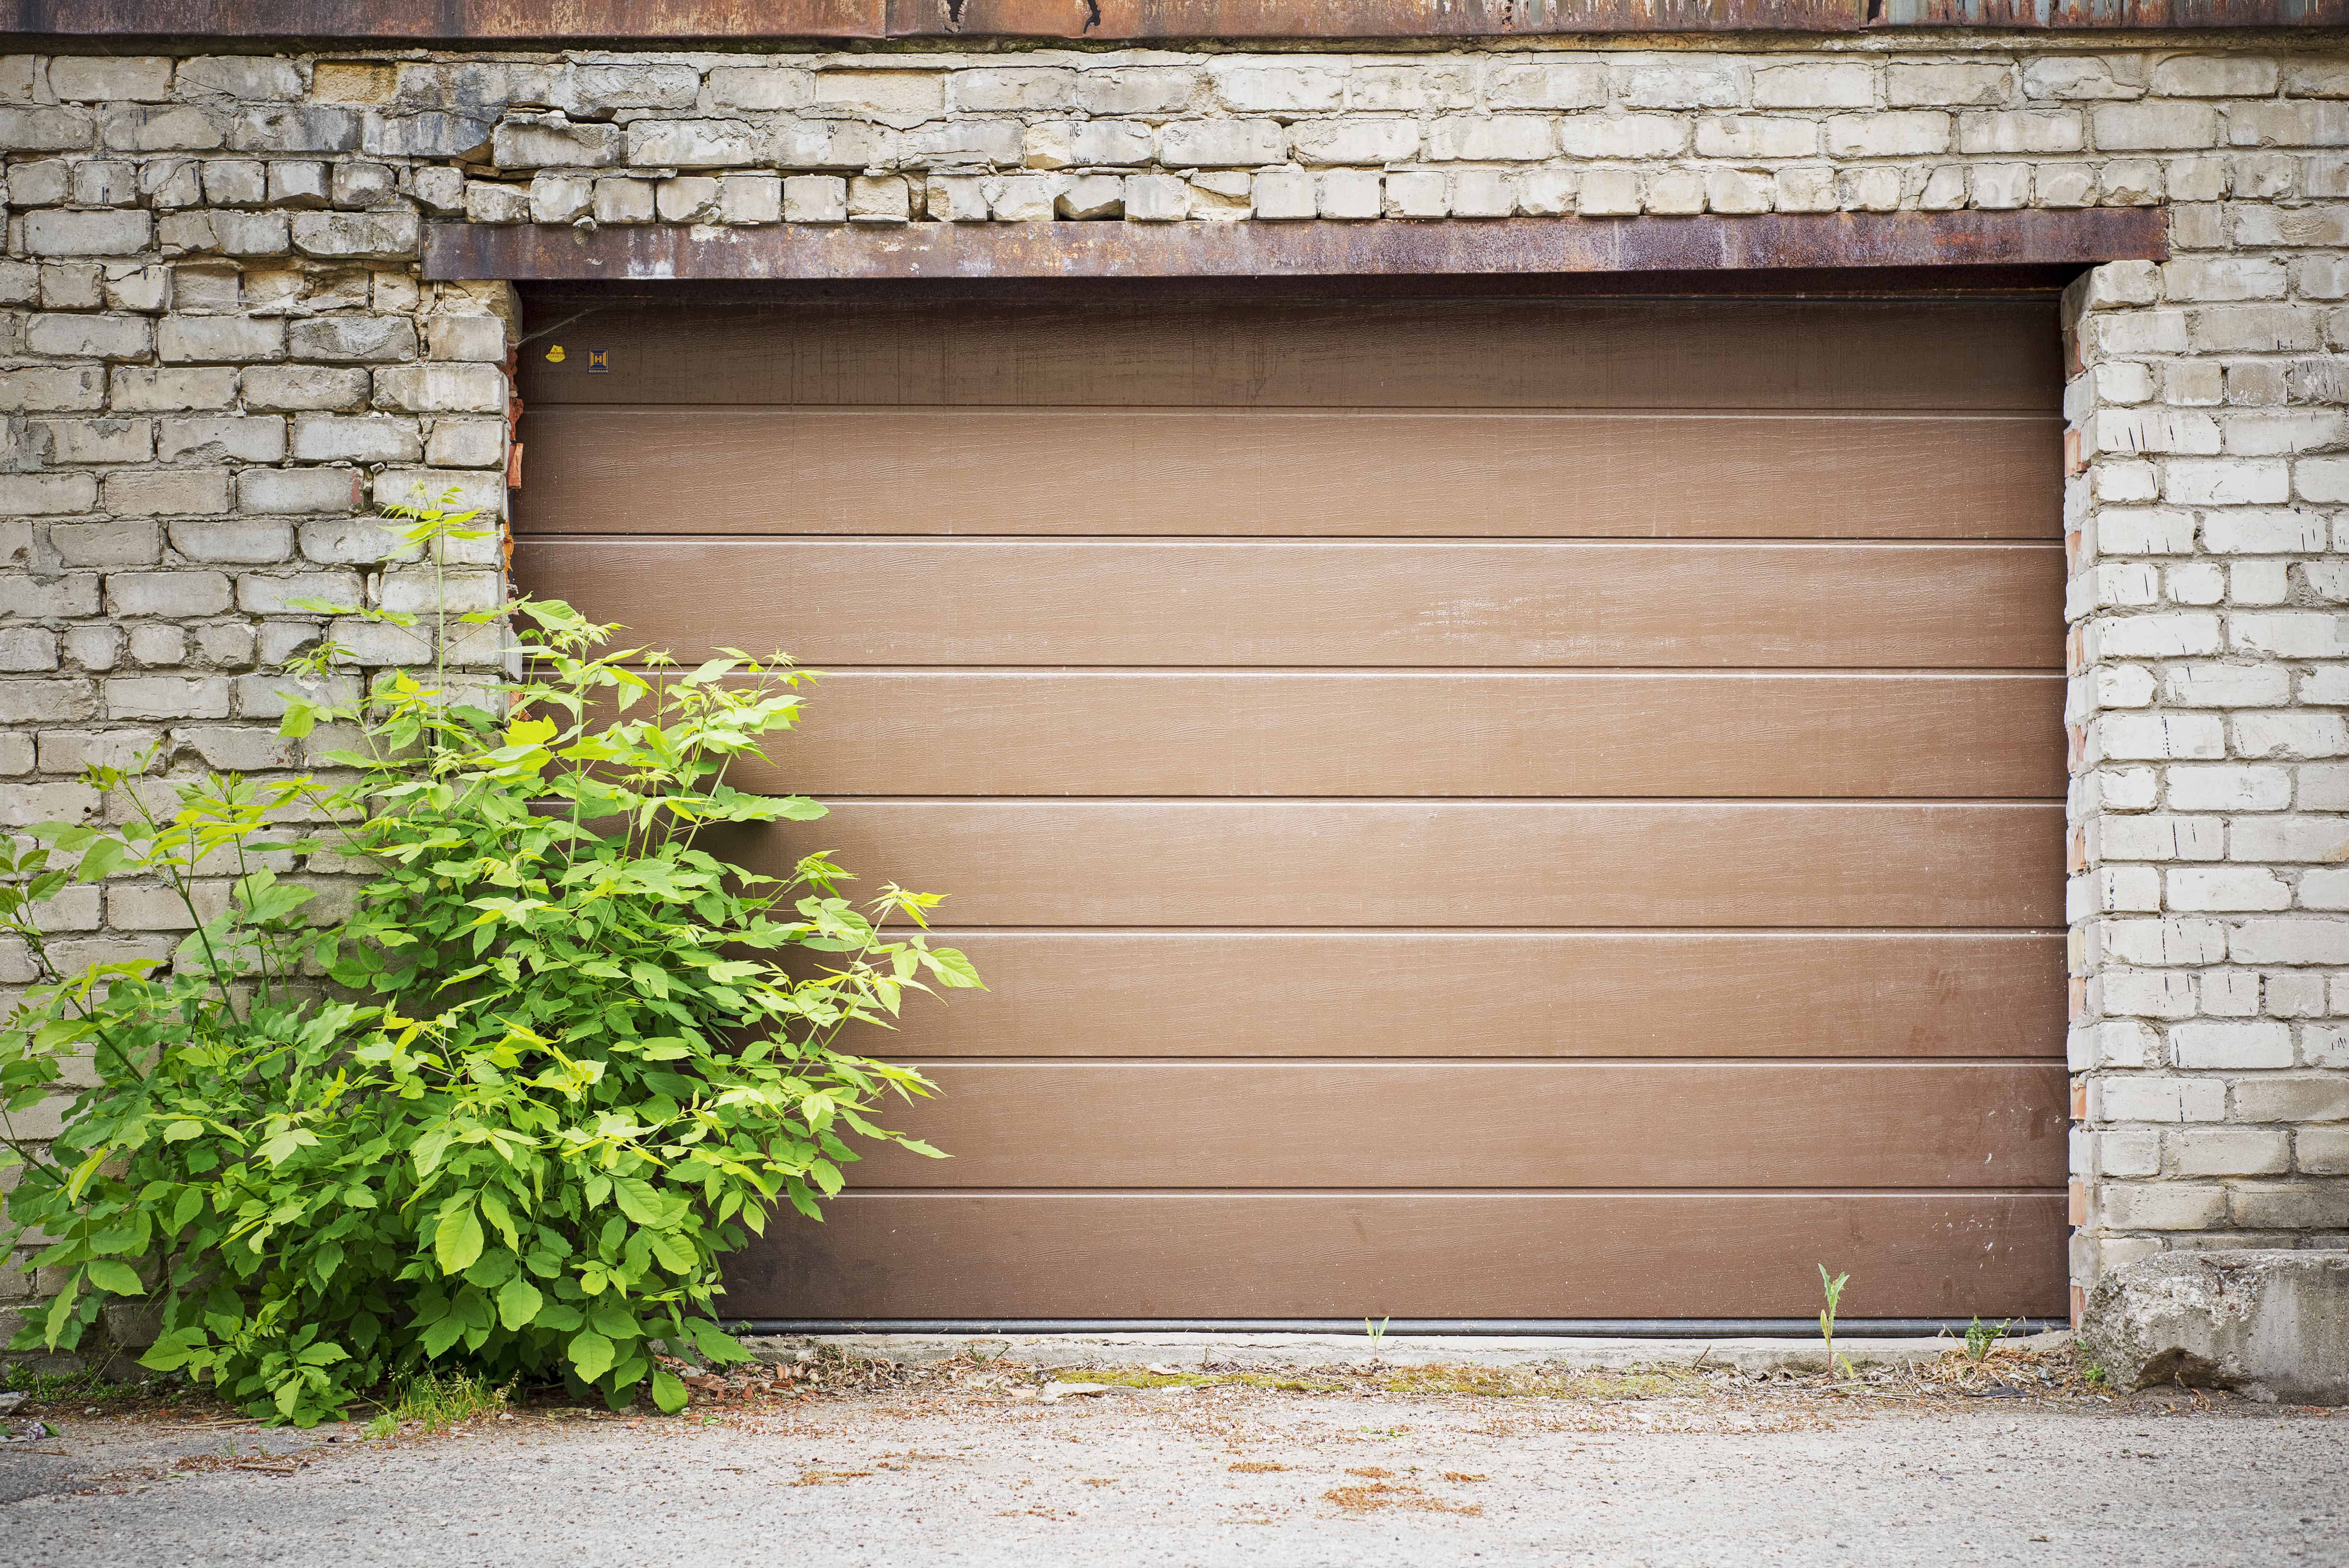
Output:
(517, 289), (2068, 1321)
(725, 1194), (2069, 1322)
(518, 539), (2064, 670)
(844, 1062), (2067, 1189)
(730, 672), (2066, 799)
(519, 408), (2062, 541)
(846, 931), (2066, 1061)
(513, 296), (2061, 412)
(730, 800), (2062, 928)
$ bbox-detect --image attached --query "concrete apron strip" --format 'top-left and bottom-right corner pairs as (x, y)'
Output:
(740, 1328), (2074, 1376)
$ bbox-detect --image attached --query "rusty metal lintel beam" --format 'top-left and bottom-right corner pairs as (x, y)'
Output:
(425, 211), (2167, 285)
(2, 0), (2343, 37)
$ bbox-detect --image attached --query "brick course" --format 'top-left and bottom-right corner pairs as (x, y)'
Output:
(0, 33), (2345, 1327)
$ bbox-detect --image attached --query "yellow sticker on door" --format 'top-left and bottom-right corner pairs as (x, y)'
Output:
(544, 344), (565, 362)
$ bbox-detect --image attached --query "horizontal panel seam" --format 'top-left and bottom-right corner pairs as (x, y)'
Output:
(521, 535), (2066, 550)
(522, 538), (2064, 547)
(811, 1187), (2070, 1198)
(879, 927), (2070, 936)
(808, 800), (2066, 806)
(782, 796), (2068, 806)
(890, 1057), (2066, 1066)
(586, 665), (2066, 674)
(524, 405), (2062, 421)
(611, 666), (2070, 677)
(846, 925), (2069, 933)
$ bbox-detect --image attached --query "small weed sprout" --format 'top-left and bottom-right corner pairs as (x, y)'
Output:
(1816, 1266), (1855, 1380)
(2084, 1364), (2109, 1389)
(1364, 1317), (1391, 1351)
(1964, 1316), (2011, 1364)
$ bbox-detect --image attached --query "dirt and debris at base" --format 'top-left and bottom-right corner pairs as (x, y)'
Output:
(5, 1339), (2343, 1568)
(0, 1334), (2295, 1445)
(639, 1334), (2125, 1418)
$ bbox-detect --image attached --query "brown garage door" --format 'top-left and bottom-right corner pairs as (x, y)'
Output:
(515, 287), (2068, 1325)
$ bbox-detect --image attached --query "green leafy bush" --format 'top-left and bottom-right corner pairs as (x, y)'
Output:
(0, 499), (979, 1424)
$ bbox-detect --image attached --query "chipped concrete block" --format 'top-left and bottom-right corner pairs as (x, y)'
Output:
(625, 118), (761, 169)
(493, 117), (622, 170)
(591, 177), (656, 225)
(784, 174), (848, 223)
(1121, 173), (1188, 223)
(1315, 168), (1381, 220)
(716, 174), (782, 224)
(2082, 1251), (2349, 1404)
(847, 174), (910, 224)
(1057, 173), (1124, 220)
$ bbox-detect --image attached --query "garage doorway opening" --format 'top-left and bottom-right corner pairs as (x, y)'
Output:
(512, 275), (2070, 1335)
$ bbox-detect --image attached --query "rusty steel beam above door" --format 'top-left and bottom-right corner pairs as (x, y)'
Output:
(2, 0), (2339, 36)
(425, 210), (2167, 285)
(1873, 0), (2345, 22)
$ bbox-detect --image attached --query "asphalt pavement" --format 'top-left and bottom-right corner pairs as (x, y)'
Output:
(5, 1362), (2343, 1568)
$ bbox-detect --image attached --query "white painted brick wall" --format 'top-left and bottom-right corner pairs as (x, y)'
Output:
(2061, 114), (2349, 1306)
(0, 51), (523, 1321)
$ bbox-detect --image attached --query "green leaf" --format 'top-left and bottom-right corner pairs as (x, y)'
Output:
(41, 1279), (80, 1347)
(479, 1191), (519, 1249)
(421, 1314), (468, 1358)
(650, 1369), (688, 1415)
(567, 1330), (615, 1384)
(463, 1249), (517, 1289)
(72, 836), (129, 884)
(923, 946), (986, 990)
(412, 1131), (453, 1179)
(588, 1301), (641, 1341)
(434, 1206), (484, 1274)
(85, 1259), (143, 1295)
(496, 1276), (544, 1332)
(140, 1326), (207, 1373)
(688, 1318), (754, 1366)
(612, 1178), (664, 1227)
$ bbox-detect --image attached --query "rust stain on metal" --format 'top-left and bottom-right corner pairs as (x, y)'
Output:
(426, 212), (2166, 285)
(0, 0), (887, 37)
(2, 0), (2333, 35)
(1875, 0), (2349, 23)
(907, 0), (1863, 35)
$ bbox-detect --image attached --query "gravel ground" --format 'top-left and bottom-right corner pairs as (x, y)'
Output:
(4, 1352), (2345, 1568)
